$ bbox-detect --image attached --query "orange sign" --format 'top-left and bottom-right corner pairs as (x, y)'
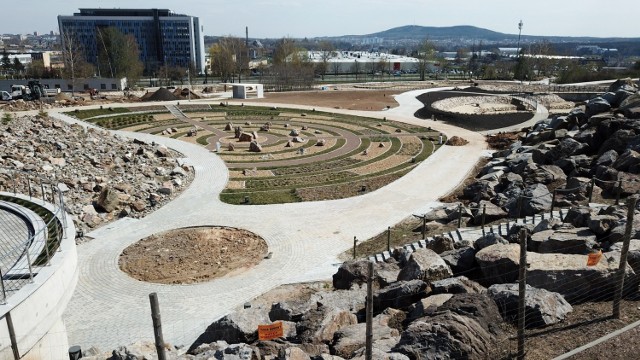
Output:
(587, 250), (603, 266)
(258, 321), (284, 340)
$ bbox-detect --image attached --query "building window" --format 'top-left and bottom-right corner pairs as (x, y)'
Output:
(101, 84), (107, 90)
(83, 84), (89, 90)
(111, 84), (117, 90)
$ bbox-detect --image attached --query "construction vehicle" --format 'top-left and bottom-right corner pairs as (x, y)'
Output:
(9, 81), (50, 101)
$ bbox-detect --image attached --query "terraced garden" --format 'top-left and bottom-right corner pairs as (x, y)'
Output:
(70, 104), (445, 204)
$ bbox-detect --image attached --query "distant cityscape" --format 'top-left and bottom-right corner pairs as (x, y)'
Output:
(1, 8), (639, 86)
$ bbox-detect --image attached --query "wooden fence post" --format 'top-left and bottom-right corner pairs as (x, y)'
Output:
(365, 262), (374, 360)
(613, 196), (637, 319)
(149, 293), (167, 360)
(517, 229), (528, 360)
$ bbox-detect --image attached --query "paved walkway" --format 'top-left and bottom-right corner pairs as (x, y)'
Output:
(52, 88), (490, 350)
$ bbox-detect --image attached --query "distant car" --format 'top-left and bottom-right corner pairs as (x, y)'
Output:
(393, 71), (402, 77)
(1, 91), (11, 101)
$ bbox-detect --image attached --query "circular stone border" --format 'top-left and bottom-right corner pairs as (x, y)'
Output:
(118, 226), (269, 284)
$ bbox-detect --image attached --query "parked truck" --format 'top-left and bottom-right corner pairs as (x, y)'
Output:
(1, 91), (11, 101)
(9, 81), (53, 101)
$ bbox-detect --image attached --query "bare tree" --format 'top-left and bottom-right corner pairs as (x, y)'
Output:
(317, 41), (335, 80)
(60, 30), (90, 96)
(209, 36), (248, 83)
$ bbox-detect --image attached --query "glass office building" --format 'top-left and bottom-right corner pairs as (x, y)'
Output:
(58, 8), (205, 74)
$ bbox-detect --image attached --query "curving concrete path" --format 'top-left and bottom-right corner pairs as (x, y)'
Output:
(50, 88), (490, 350)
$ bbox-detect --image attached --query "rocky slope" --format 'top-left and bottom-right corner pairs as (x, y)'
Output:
(0, 114), (192, 238)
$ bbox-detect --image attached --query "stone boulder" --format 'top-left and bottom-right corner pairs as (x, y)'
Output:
(249, 141), (263, 153)
(373, 280), (430, 312)
(296, 307), (357, 344)
(96, 186), (120, 212)
(588, 215), (619, 236)
(396, 248), (452, 282)
(309, 288), (366, 314)
(474, 233), (509, 251)
(193, 307), (270, 346)
(488, 283), (573, 328)
(431, 276), (486, 295)
(239, 132), (253, 142)
(585, 97), (612, 118)
(545, 138), (589, 163)
(332, 260), (400, 290)
(440, 246), (478, 276)
(478, 245), (639, 303)
(612, 150), (640, 173)
(463, 180), (497, 203)
(331, 320), (400, 358)
(270, 300), (313, 322)
(394, 294), (502, 360)
(425, 235), (455, 254)
(536, 228), (598, 255)
(476, 244), (521, 284)
(471, 200), (507, 225)
(522, 183), (553, 216)
(407, 294), (454, 320)
(563, 206), (594, 228)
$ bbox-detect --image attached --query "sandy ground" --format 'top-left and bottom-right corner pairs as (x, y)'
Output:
(118, 227), (268, 284)
(237, 89), (404, 111)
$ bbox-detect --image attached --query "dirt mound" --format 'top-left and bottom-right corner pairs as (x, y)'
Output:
(446, 136), (469, 146)
(487, 132), (520, 150)
(143, 87), (179, 102)
(173, 87), (201, 100)
(119, 226), (268, 284)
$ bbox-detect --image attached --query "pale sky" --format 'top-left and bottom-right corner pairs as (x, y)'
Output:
(2, 0), (639, 39)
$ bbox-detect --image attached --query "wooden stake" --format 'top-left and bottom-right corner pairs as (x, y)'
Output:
(517, 228), (528, 360)
(149, 293), (167, 360)
(365, 261), (374, 360)
(613, 196), (637, 319)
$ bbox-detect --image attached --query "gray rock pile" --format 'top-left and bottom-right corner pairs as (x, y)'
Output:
(432, 80), (640, 228)
(0, 115), (192, 238)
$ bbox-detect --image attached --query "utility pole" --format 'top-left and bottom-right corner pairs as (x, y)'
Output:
(517, 20), (524, 58)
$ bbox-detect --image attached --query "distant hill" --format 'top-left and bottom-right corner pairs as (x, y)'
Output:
(363, 25), (512, 41)
(327, 25), (640, 44)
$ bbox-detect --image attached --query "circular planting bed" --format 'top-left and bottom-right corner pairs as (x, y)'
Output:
(72, 104), (446, 205)
(119, 226), (268, 284)
(415, 90), (535, 131)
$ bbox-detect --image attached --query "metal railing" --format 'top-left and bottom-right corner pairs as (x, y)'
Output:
(0, 167), (66, 304)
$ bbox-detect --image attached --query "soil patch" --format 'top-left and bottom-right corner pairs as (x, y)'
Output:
(119, 226), (268, 284)
(241, 89), (403, 111)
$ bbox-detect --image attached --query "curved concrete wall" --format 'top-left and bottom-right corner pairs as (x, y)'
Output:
(0, 193), (77, 360)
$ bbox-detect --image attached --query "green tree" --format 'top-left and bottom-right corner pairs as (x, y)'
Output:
(12, 58), (24, 73)
(96, 27), (144, 85)
(27, 59), (45, 78)
(416, 39), (436, 81)
(513, 49), (533, 81)
(1, 51), (10, 72)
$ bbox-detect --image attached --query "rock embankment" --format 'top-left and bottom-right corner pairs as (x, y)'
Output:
(0, 114), (192, 238)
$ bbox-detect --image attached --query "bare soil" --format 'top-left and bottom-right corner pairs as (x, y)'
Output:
(238, 89), (404, 111)
(118, 227), (268, 284)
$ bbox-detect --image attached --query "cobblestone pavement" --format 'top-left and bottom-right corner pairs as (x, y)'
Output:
(51, 88), (489, 350)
